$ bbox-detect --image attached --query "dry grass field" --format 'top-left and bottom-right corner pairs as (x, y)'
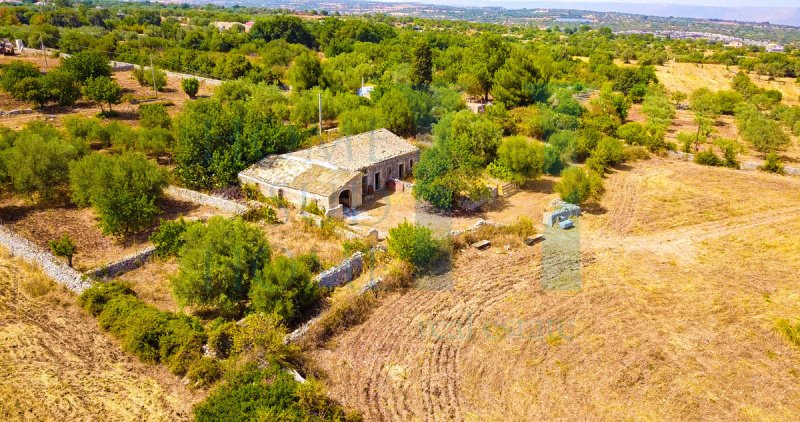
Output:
(309, 158), (800, 421)
(655, 61), (800, 106)
(0, 248), (203, 421)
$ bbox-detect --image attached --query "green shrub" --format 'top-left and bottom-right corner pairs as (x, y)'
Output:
(387, 221), (439, 269)
(150, 219), (192, 259)
(229, 313), (295, 365)
(242, 205), (280, 224)
(69, 152), (167, 236)
(186, 357), (222, 388)
(302, 200), (325, 216)
(554, 166), (592, 205)
(760, 152), (784, 174)
(138, 103), (171, 129)
(249, 256), (321, 325)
(296, 250), (322, 273)
(207, 319), (236, 359)
(88, 290), (206, 371)
(78, 281), (136, 317)
(694, 150), (723, 167)
(182, 77), (199, 97)
(380, 259), (415, 291)
(193, 363), (357, 422)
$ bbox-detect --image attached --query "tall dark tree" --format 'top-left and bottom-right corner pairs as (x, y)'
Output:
(492, 50), (548, 107)
(411, 41), (433, 88)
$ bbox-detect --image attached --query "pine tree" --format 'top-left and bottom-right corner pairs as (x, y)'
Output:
(411, 41), (433, 88)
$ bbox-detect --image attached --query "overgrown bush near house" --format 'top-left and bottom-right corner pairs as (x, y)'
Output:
(760, 152), (784, 174)
(249, 256), (321, 325)
(150, 218), (193, 258)
(241, 183), (265, 202)
(387, 221), (439, 269)
(302, 200), (325, 216)
(171, 217), (271, 317)
(242, 205), (280, 224)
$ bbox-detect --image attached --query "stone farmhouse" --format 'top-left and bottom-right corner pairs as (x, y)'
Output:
(239, 129), (419, 218)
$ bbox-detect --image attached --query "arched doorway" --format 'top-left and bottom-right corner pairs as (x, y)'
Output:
(339, 189), (351, 208)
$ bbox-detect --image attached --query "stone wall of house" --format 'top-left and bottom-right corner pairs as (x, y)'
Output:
(0, 225), (91, 293)
(315, 251), (364, 289)
(84, 246), (157, 280)
(165, 186), (248, 215)
(362, 152), (420, 194)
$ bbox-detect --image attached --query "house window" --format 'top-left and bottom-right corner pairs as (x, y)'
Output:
(399, 163), (404, 179)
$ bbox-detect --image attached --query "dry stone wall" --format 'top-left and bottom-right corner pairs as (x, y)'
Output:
(315, 251), (364, 289)
(84, 246), (156, 280)
(165, 186), (248, 215)
(0, 225), (91, 293)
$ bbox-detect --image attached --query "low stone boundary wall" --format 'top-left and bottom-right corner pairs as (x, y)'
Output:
(315, 251), (364, 289)
(669, 150), (800, 177)
(0, 225), (91, 293)
(0, 108), (34, 118)
(84, 246), (156, 280)
(165, 186), (248, 215)
(448, 218), (506, 237)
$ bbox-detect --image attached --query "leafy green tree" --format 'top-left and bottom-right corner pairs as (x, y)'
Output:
(43, 69), (81, 106)
(249, 15), (316, 48)
(181, 77), (199, 97)
(460, 33), (510, 101)
(69, 152), (167, 236)
(376, 87), (415, 136)
(1, 132), (78, 200)
(411, 41), (432, 87)
(60, 50), (112, 81)
(0, 60), (41, 93)
(171, 217), (271, 316)
(150, 219), (194, 259)
(492, 50), (548, 107)
(690, 88), (720, 144)
(387, 221), (439, 269)
(139, 104), (171, 129)
(288, 52), (321, 91)
(338, 106), (387, 135)
(49, 234), (76, 267)
(82, 76), (122, 113)
(249, 256), (320, 325)
(489, 136), (545, 184)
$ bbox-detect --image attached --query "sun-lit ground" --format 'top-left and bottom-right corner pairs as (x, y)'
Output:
(0, 248), (203, 420)
(310, 158), (800, 421)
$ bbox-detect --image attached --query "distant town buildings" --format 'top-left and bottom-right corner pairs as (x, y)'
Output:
(616, 29), (784, 51)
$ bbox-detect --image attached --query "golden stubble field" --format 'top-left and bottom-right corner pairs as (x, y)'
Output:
(309, 158), (800, 421)
(0, 249), (204, 421)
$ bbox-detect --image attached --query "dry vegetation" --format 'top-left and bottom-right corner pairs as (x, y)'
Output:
(309, 158), (800, 421)
(655, 61), (800, 106)
(0, 248), (203, 421)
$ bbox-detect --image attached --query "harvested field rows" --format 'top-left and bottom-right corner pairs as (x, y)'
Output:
(312, 158), (800, 421)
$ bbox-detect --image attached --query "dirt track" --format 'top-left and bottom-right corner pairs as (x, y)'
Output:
(311, 158), (800, 421)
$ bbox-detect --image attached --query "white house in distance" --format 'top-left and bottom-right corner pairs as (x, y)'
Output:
(239, 129), (420, 218)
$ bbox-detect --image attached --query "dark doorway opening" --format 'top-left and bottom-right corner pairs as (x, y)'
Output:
(374, 172), (381, 190)
(339, 189), (351, 208)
